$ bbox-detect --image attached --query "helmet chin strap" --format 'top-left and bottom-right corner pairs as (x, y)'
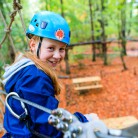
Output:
(37, 37), (43, 58)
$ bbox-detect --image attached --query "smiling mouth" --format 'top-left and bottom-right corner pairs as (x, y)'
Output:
(49, 61), (59, 64)
(48, 60), (60, 67)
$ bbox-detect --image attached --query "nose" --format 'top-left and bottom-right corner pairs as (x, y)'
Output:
(53, 51), (61, 59)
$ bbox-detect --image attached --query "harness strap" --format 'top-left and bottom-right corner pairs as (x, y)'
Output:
(18, 113), (50, 138)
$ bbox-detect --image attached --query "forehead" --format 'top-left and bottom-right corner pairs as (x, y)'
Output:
(42, 38), (66, 47)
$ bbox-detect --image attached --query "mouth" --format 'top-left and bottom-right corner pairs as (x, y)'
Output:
(48, 60), (60, 67)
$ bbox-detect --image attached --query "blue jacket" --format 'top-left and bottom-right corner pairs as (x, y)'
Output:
(2, 58), (88, 138)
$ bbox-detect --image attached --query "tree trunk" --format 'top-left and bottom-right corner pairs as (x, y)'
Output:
(100, 0), (108, 65)
(60, 0), (70, 74)
(120, 48), (128, 70)
(120, 0), (127, 55)
(88, 0), (96, 61)
(117, 0), (127, 70)
(65, 49), (70, 74)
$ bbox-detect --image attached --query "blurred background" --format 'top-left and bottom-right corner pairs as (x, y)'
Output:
(1, 0), (138, 130)
(0, 0), (138, 74)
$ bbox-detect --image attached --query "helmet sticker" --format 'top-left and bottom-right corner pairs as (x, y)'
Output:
(29, 24), (35, 32)
(41, 21), (48, 29)
(55, 29), (64, 40)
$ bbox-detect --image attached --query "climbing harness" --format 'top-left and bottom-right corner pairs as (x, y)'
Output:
(5, 92), (51, 138)
(1, 90), (138, 138)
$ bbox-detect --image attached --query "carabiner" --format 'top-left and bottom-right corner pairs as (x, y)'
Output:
(5, 92), (28, 119)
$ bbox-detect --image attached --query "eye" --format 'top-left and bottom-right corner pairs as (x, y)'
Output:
(60, 47), (66, 52)
(48, 47), (54, 51)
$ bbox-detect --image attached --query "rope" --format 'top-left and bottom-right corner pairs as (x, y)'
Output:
(0, 10), (10, 48)
(0, 0), (28, 49)
(0, 9), (16, 52)
(13, 0), (29, 46)
(0, 9), (16, 55)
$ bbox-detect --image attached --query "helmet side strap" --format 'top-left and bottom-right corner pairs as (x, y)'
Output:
(37, 37), (43, 58)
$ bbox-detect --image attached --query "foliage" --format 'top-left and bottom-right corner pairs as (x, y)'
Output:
(0, 0), (138, 76)
(112, 46), (121, 52)
(69, 45), (92, 65)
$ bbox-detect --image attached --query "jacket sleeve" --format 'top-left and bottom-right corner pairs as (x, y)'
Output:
(74, 112), (88, 122)
(15, 71), (63, 138)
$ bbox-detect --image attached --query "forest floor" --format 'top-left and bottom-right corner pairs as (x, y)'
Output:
(56, 43), (138, 129)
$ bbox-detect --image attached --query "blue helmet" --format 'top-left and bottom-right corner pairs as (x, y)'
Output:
(26, 11), (70, 45)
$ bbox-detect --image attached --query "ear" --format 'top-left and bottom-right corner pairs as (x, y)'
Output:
(29, 38), (37, 52)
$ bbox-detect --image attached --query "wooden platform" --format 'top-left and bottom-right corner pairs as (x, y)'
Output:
(103, 116), (138, 129)
(72, 76), (103, 92)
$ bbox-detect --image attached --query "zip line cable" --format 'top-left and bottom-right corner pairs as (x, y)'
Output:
(0, 90), (52, 115)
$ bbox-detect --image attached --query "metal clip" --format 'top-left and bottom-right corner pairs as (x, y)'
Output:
(5, 92), (28, 119)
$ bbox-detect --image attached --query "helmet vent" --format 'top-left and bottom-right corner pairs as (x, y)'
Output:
(36, 23), (39, 27)
(34, 19), (37, 22)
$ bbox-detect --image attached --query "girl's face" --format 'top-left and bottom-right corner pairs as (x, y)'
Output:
(29, 37), (66, 68)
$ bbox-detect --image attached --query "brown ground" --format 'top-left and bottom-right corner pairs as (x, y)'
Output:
(57, 51), (138, 120)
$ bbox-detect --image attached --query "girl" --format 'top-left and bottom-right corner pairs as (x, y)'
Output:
(2, 11), (90, 138)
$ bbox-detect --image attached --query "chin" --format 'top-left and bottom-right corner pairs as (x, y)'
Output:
(48, 64), (57, 69)
(51, 66), (57, 70)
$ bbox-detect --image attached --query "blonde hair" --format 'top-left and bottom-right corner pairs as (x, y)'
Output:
(15, 35), (61, 95)
(23, 52), (61, 95)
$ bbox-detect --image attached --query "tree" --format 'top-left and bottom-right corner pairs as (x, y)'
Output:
(99, 0), (108, 65)
(119, 0), (127, 55)
(89, 0), (96, 61)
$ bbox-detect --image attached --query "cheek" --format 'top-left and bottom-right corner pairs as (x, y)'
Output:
(40, 53), (48, 61)
(61, 52), (65, 59)
(39, 51), (51, 61)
